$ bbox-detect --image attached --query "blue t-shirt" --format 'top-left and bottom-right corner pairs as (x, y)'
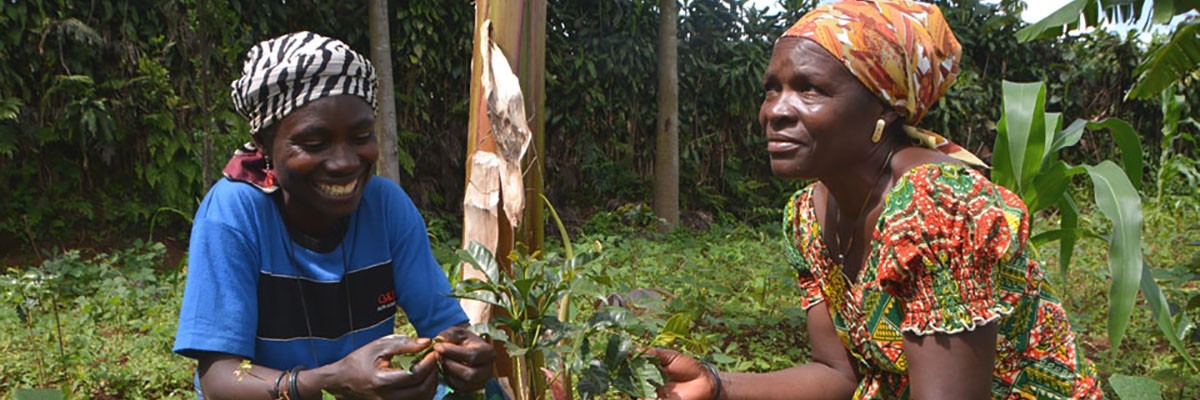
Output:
(174, 176), (468, 370)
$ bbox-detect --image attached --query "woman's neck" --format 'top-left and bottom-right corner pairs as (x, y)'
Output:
(821, 141), (902, 222)
(274, 193), (349, 252)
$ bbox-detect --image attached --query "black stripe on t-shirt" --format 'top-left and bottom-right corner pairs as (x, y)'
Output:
(257, 260), (397, 340)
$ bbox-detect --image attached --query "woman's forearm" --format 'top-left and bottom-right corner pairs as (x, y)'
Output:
(719, 363), (857, 400)
(198, 354), (341, 400)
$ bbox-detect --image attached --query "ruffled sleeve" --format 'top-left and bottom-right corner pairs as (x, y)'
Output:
(873, 164), (1026, 335)
(783, 188), (824, 310)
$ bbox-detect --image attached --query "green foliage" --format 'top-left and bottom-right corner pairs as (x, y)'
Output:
(1129, 20), (1200, 99)
(1111, 374), (1165, 400)
(1017, 0), (1199, 42)
(993, 80), (1200, 397)
(993, 80), (1150, 350)
(451, 240), (668, 399)
(1154, 86), (1200, 204)
(0, 241), (191, 398)
(1017, 0), (1200, 100)
(581, 222), (810, 372)
(0, 0), (474, 251)
(2, 0), (1188, 252)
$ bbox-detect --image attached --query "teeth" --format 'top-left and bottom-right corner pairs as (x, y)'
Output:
(318, 180), (357, 197)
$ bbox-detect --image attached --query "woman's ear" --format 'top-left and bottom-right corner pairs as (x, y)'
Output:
(252, 125), (276, 158)
(881, 108), (902, 127)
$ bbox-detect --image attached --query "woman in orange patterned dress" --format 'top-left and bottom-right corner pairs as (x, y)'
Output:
(646, 1), (1103, 399)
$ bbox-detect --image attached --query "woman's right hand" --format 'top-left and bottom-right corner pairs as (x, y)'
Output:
(324, 334), (440, 399)
(644, 348), (718, 400)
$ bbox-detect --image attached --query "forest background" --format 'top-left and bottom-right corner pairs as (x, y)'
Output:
(1, 0), (1198, 398)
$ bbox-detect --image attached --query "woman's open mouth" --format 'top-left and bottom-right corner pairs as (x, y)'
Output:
(317, 180), (358, 198)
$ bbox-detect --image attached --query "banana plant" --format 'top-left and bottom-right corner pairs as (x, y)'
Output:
(1016, 0), (1200, 99)
(992, 81), (1192, 366)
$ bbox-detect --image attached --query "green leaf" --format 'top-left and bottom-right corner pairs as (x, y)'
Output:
(994, 81), (1048, 193)
(1025, 161), (1082, 213)
(459, 241), (501, 283)
(541, 194), (573, 260)
(1058, 183), (1081, 282)
(577, 364), (610, 400)
(603, 335), (633, 367)
(613, 361), (661, 397)
(1152, 0), (1177, 25)
(1140, 259), (1196, 369)
(1016, 0), (1090, 42)
(588, 307), (634, 330)
(13, 389), (64, 400)
(1128, 21), (1200, 99)
(1029, 228), (1104, 248)
(1109, 374), (1163, 400)
(661, 312), (692, 337)
(1084, 161), (1144, 350)
(1051, 119), (1087, 153)
(1088, 118), (1144, 190)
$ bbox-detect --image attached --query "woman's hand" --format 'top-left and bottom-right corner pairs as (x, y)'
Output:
(434, 326), (496, 393)
(643, 348), (717, 400)
(324, 334), (441, 399)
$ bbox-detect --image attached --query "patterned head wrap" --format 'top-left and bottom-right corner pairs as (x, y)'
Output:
(782, 0), (986, 167)
(223, 32), (378, 192)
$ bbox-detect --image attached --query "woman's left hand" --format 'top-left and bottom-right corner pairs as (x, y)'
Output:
(434, 326), (496, 392)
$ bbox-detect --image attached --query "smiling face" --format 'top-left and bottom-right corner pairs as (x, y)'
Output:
(759, 37), (892, 181)
(258, 95), (377, 236)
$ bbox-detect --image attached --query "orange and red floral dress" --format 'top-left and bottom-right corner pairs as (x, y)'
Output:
(784, 163), (1104, 399)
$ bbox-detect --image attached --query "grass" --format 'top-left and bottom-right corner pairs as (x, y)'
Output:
(1, 198), (1197, 398)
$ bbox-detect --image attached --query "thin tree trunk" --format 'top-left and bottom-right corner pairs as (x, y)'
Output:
(654, 0), (680, 230)
(369, 0), (401, 184)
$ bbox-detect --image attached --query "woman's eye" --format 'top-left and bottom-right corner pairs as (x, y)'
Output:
(298, 141), (326, 150)
(354, 132), (374, 144)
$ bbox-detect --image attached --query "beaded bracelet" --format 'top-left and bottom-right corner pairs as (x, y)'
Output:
(700, 362), (723, 400)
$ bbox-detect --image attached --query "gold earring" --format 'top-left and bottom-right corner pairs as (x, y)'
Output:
(871, 118), (885, 143)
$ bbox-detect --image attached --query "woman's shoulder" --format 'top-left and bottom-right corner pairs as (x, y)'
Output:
(361, 176), (416, 209)
(883, 162), (1029, 236)
(892, 162), (1001, 201)
(195, 178), (277, 220)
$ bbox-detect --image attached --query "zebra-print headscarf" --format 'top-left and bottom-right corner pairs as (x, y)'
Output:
(231, 31), (377, 135)
(223, 32), (377, 192)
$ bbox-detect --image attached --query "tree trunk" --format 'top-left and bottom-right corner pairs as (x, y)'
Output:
(464, 1), (547, 399)
(654, 0), (680, 230)
(369, 0), (401, 184)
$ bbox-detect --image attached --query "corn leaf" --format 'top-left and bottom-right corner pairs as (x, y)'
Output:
(1084, 161), (1144, 350)
(994, 81), (1048, 193)
(1051, 119), (1087, 153)
(1058, 194), (1081, 281)
(1088, 119), (1145, 190)
(1140, 259), (1197, 369)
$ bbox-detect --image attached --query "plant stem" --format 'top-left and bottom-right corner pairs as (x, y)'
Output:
(51, 293), (67, 366)
(24, 307), (46, 383)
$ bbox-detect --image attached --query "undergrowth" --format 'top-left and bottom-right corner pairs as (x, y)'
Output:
(1, 199), (1197, 398)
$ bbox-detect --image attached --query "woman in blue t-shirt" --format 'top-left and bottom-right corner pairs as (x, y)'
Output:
(174, 32), (494, 400)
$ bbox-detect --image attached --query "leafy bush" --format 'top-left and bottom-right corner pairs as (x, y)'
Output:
(0, 241), (192, 398)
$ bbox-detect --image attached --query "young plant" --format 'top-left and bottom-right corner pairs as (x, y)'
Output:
(992, 80), (1195, 370)
(449, 197), (675, 400)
